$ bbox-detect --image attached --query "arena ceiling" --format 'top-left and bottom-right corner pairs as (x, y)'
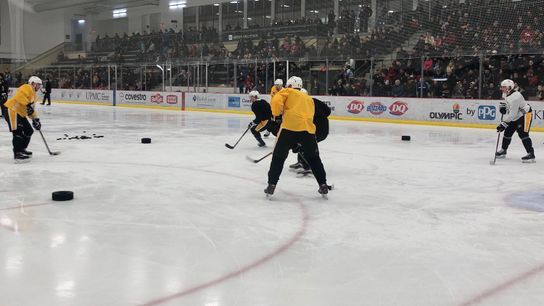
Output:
(27, 0), (160, 13)
(26, 0), (232, 13)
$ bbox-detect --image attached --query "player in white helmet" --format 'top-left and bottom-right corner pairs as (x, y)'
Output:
(1, 76), (43, 162)
(248, 90), (275, 147)
(263, 80), (284, 138)
(265, 76), (331, 198)
(270, 79), (284, 98)
(495, 79), (535, 163)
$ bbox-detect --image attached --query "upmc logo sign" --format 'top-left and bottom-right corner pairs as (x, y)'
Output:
(347, 100), (364, 114)
(389, 101), (408, 116)
(478, 105), (496, 120)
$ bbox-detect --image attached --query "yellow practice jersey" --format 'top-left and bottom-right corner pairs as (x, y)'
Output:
(270, 86), (281, 97)
(271, 88), (316, 134)
(4, 84), (38, 118)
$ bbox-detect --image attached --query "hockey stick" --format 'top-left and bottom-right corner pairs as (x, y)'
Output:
(38, 130), (61, 155)
(490, 113), (504, 165)
(225, 126), (251, 149)
(246, 151), (272, 163)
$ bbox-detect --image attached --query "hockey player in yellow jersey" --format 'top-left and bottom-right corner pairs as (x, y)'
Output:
(264, 79), (284, 138)
(270, 79), (283, 97)
(1, 76), (43, 162)
(264, 76), (330, 198)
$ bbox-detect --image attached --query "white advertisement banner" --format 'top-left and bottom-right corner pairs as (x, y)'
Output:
(51, 89), (113, 105)
(314, 95), (544, 128)
(116, 90), (182, 108)
(185, 92), (269, 111)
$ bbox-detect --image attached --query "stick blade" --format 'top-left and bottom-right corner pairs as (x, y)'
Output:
(225, 143), (235, 149)
(51, 151), (61, 156)
(489, 160), (496, 165)
(246, 156), (259, 163)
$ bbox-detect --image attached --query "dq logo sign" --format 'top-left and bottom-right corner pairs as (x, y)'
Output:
(367, 102), (387, 115)
(151, 93), (164, 104)
(389, 101), (408, 116)
(478, 105), (496, 120)
(347, 100), (364, 114)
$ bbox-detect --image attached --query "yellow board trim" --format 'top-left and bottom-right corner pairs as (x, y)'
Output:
(51, 102), (544, 132)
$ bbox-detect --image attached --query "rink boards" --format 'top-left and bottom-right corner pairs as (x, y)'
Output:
(9, 88), (544, 131)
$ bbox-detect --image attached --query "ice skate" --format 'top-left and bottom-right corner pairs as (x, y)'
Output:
(14, 152), (30, 163)
(264, 184), (276, 198)
(21, 149), (33, 156)
(289, 162), (303, 169)
(318, 184), (329, 199)
(495, 149), (507, 159)
(522, 152), (535, 163)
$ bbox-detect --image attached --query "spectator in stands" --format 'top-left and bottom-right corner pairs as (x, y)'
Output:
(41, 78), (52, 105)
(537, 85), (544, 100)
(237, 72), (245, 94)
(391, 79), (404, 97)
(359, 5), (373, 33)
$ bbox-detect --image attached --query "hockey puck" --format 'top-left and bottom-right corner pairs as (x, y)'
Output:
(52, 191), (74, 201)
(401, 135), (411, 141)
(141, 138), (152, 144)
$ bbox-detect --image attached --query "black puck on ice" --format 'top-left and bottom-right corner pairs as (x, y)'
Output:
(141, 138), (152, 144)
(401, 135), (411, 141)
(52, 191), (74, 201)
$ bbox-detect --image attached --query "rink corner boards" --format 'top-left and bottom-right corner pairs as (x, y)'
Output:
(52, 101), (544, 132)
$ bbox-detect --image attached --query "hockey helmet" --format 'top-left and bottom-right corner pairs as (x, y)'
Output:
(28, 76), (42, 85)
(286, 76), (303, 89)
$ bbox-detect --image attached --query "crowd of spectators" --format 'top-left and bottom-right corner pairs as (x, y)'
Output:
(357, 0), (544, 99)
(15, 0), (541, 98)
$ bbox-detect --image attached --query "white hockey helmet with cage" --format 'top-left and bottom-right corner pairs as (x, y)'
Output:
(28, 76), (42, 85)
(286, 76), (303, 89)
(249, 90), (260, 99)
(500, 79), (515, 90)
(274, 79), (283, 86)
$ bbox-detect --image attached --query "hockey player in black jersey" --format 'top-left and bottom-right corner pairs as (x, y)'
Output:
(248, 90), (274, 147)
(289, 90), (331, 174)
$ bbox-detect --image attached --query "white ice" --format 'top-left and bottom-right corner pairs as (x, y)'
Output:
(1, 104), (544, 306)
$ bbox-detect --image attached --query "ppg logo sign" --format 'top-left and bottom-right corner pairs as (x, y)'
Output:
(478, 105), (496, 120)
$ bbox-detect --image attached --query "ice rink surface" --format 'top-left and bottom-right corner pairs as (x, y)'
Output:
(1, 103), (544, 306)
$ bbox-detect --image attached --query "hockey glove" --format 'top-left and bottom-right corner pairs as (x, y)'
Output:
(32, 118), (41, 130)
(499, 101), (507, 115)
(27, 104), (35, 116)
(496, 121), (508, 132)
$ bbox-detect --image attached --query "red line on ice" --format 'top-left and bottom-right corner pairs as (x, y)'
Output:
(0, 203), (55, 211)
(457, 262), (544, 306)
(139, 198), (309, 306)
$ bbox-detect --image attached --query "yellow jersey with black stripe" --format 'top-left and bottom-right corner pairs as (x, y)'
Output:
(271, 88), (316, 134)
(4, 84), (38, 118)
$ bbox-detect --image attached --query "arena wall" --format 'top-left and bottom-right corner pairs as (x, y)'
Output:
(9, 88), (544, 131)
